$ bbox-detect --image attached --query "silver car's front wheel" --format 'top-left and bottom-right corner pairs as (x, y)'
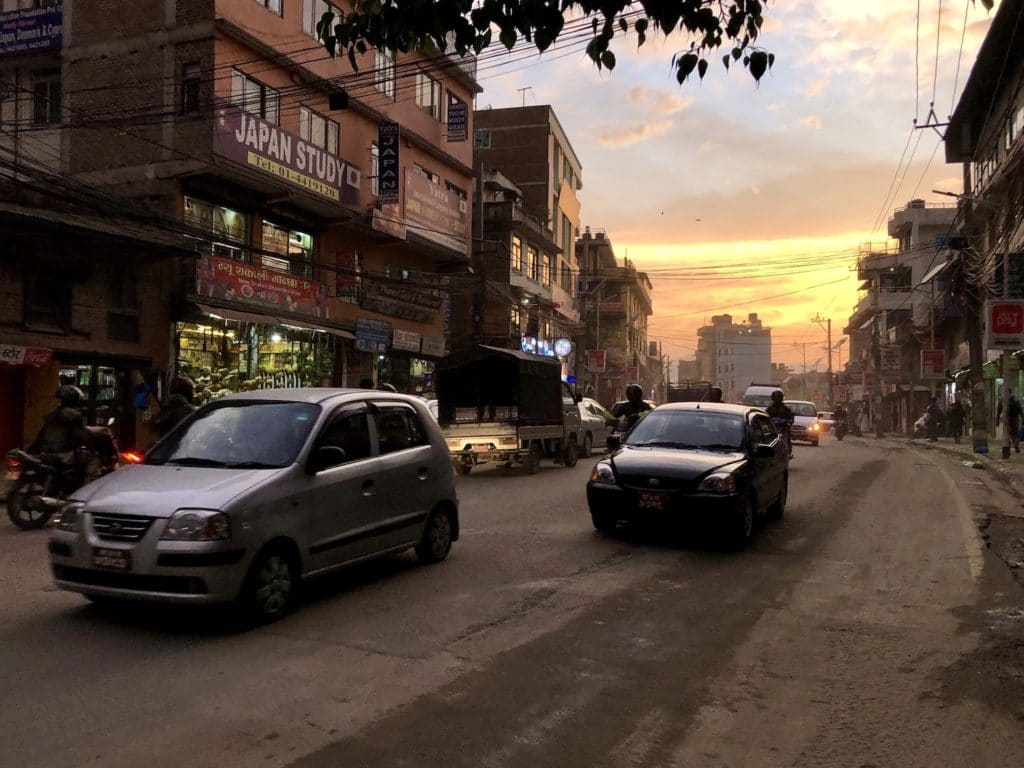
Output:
(243, 550), (295, 622)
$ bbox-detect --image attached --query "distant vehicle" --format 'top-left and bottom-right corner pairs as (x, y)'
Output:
(817, 411), (835, 432)
(48, 389), (459, 623)
(586, 402), (790, 549)
(742, 384), (784, 409)
(666, 381), (713, 403)
(784, 400), (822, 446)
(578, 397), (613, 458)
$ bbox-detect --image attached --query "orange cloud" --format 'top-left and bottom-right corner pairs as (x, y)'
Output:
(591, 120), (673, 148)
(799, 113), (823, 129)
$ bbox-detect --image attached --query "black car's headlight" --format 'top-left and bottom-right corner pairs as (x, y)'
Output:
(698, 473), (738, 494)
(590, 461), (617, 485)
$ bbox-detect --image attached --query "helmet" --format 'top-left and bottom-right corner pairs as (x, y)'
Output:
(56, 384), (85, 407)
(377, 382), (397, 392)
(771, 390), (784, 403)
(169, 376), (195, 402)
(625, 383), (643, 402)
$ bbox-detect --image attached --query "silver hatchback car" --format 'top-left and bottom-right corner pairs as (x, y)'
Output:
(48, 389), (459, 622)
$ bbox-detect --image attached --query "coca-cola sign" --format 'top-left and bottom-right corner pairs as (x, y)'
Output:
(214, 106), (361, 206)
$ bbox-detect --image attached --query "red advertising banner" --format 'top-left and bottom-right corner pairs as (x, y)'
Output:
(0, 344), (52, 367)
(405, 171), (468, 255)
(626, 366), (640, 384)
(196, 255), (327, 318)
(587, 349), (606, 373)
(920, 349), (946, 380)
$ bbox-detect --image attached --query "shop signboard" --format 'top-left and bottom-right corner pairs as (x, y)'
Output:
(392, 329), (421, 352)
(833, 384), (849, 403)
(0, 4), (62, 55)
(361, 281), (440, 325)
(378, 123), (400, 204)
(371, 203), (407, 240)
(0, 344), (52, 367)
(587, 350), (606, 373)
(355, 317), (391, 352)
(214, 106), (361, 206)
(626, 366), (640, 384)
(984, 299), (1024, 350)
(196, 255), (328, 318)
(920, 348), (946, 380)
(880, 346), (901, 376)
(421, 336), (445, 358)
(446, 101), (468, 142)
(405, 172), (468, 255)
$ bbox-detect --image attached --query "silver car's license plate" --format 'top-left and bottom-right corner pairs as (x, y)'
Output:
(93, 547), (131, 571)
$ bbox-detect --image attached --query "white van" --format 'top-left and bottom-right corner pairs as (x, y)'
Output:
(742, 384), (783, 409)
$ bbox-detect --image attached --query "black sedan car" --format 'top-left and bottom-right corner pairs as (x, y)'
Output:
(586, 403), (789, 548)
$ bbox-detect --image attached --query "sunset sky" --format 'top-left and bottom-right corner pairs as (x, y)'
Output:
(471, 0), (997, 372)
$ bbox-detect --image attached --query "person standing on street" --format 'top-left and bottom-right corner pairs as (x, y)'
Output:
(997, 389), (1023, 453)
(925, 398), (944, 442)
(947, 400), (966, 444)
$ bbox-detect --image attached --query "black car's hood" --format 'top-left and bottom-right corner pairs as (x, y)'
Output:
(610, 445), (745, 481)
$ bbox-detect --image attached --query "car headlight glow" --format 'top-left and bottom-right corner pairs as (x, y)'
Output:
(56, 502), (84, 532)
(699, 473), (738, 494)
(590, 461), (617, 485)
(811, 423), (820, 431)
(161, 509), (231, 541)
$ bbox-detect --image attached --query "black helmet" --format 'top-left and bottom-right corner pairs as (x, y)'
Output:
(625, 383), (643, 402)
(169, 376), (195, 402)
(56, 384), (85, 407)
(771, 390), (784, 403)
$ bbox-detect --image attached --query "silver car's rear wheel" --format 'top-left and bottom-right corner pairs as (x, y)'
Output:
(416, 508), (453, 564)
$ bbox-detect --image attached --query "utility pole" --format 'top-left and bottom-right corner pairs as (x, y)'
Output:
(812, 314), (833, 406)
(872, 312), (886, 438)
(792, 342), (808, 399)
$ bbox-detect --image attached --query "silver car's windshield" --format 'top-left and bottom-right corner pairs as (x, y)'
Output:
(147, 401), (321, 468)
(625, 410), (745, 451)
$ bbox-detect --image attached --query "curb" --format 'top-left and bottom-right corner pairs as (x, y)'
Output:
(898, 437), (1024, 499)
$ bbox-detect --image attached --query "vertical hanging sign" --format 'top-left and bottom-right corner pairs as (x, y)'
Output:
(378, 123), (400, 205)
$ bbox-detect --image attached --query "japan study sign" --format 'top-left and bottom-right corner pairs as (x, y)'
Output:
(985, 300), (1024, 350)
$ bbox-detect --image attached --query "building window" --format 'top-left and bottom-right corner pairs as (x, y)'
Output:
(231, 69), (279, 124)
(541, 253), (551, 286)
(109, 270), (138, 310)
(526, 245), (538, 281)
(415, 72), (442, 120)
(181, 62), (201, 115)
(262, 220), (314, 279)
(553, 142), (562, 186)
(24, 273), (70, 329)
(299, 106), (339, 154)
(303, 0), (336, 38)
(511, 236), (523, 272)
(510, 307), (522, 336)
(413, 163), (440, 183)
(375, 49), (395, 99)
(561, 215), (573, 258)
(445, 180), (467, 201)
(560, 261), (571, 292)
(184, 197), (249, 261)
(370, 143), (379, 196)
(474, 130), (491, 148)
(32, 71), (60, 126)
(255, 0), (282, 14)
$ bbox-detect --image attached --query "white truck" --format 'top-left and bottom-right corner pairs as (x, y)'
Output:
(435, 345), (583, 475)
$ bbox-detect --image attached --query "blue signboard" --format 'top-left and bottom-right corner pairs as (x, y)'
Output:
(0, 5), (63, 56)
(378, 122), (400, 205)
(355, 317), (392, 353)
(446, 101), (468, 142)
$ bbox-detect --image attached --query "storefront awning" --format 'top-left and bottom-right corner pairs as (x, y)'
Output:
(195, 303), (356, 339)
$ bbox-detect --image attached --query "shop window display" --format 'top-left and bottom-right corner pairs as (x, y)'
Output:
(262, 221), (313, 278)
(176, 318), (334, 403)
(184, 197), (248, 261)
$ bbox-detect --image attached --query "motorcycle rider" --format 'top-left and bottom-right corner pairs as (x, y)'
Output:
(833, 403), (849, 439)
(611, 383), (653, 432)
(766, 390), (795, 456)
(154, 376), (196, 439)
(28, 384), (94, 484)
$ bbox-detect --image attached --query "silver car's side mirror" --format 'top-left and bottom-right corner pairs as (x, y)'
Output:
(309, 446), (346, 474)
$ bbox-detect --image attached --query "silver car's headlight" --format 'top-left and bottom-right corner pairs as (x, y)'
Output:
(590, 461), (617, 485)
(699, 473), (738, 494)
(161, 509), (231, 541)
(56, 502), (84, 532)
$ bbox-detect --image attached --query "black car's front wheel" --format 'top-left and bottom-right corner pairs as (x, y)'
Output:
(591, 509), (617, 534)
(727, 495), (755, 550)
(768, 474), (787, 521)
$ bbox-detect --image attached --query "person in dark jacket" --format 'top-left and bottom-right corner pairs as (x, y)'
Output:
(154, 377), (195, 439)
(29, 385), (94, 484)
(947, 400), (966, 444)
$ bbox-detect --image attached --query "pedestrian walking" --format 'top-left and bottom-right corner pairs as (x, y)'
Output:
(925, 397), (944, 442)
(997, 389), (1023, 453)
(947, 400), (966, 444)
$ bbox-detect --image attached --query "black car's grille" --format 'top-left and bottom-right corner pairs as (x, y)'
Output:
(617, 474), (693, 492)
(52, 565), (208, 595)
(90, 513), (154, 542)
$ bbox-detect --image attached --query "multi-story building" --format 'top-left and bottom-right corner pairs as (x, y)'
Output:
(472, 104), (583, 359)
(843, 200), (957, 432)
(696, 313), (771, 403)
(576, 229), (653, 405)
(0, 0), (479, 453)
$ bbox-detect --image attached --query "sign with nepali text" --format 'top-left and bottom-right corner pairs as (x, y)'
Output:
(0, 5), (62, 56)
(214, 106), (361, 206)
(195, 255), (328, 318)
(920, 349), (946, 380)
(0, 344), (52, 367)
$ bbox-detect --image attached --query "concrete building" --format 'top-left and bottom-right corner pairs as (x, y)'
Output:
(471, 105), (583, 361)
(0, 0), (480, 452)
(576, 229), (653, 406)
(676, 359), (699, 384)
(696, 313), (771, 403)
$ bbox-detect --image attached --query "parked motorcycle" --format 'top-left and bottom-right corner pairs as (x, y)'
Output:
(5, 424), (121, 530)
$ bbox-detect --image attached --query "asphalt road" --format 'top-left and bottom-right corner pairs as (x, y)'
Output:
(1, 437), (1022, 768)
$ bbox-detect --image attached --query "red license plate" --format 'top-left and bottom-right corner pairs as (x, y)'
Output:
(637, 491), (667, 511)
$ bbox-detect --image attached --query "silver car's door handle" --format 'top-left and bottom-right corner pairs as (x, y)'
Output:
(361, 479), (376, 496)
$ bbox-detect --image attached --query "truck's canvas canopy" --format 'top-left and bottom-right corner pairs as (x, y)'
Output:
(436, 345), (563, 425)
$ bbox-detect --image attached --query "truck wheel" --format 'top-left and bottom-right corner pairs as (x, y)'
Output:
(525, 442), (542, 475)
(563, 435), (579, 468)
(456, 460), (472, 476)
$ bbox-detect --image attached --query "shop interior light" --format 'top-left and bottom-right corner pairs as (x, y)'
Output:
(270, 332), (283, 343)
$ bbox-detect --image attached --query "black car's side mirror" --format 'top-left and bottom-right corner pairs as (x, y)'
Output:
(754, 443), (776, 458)
(309, 445), (347, 473)
(606, 435), (622, 452)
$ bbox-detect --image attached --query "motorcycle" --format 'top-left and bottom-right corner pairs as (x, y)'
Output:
(834, 418), (848, 441)
(5, 424), (121, 530)
(771, 416), (793, 457)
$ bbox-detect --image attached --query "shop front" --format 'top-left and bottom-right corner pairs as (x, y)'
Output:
(0, 344), (52, 455)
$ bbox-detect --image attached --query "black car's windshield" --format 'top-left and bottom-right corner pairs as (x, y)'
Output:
(147, 401), (321, 468)
(625, 410), (745, 451)
(786, 402), (818, 417)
